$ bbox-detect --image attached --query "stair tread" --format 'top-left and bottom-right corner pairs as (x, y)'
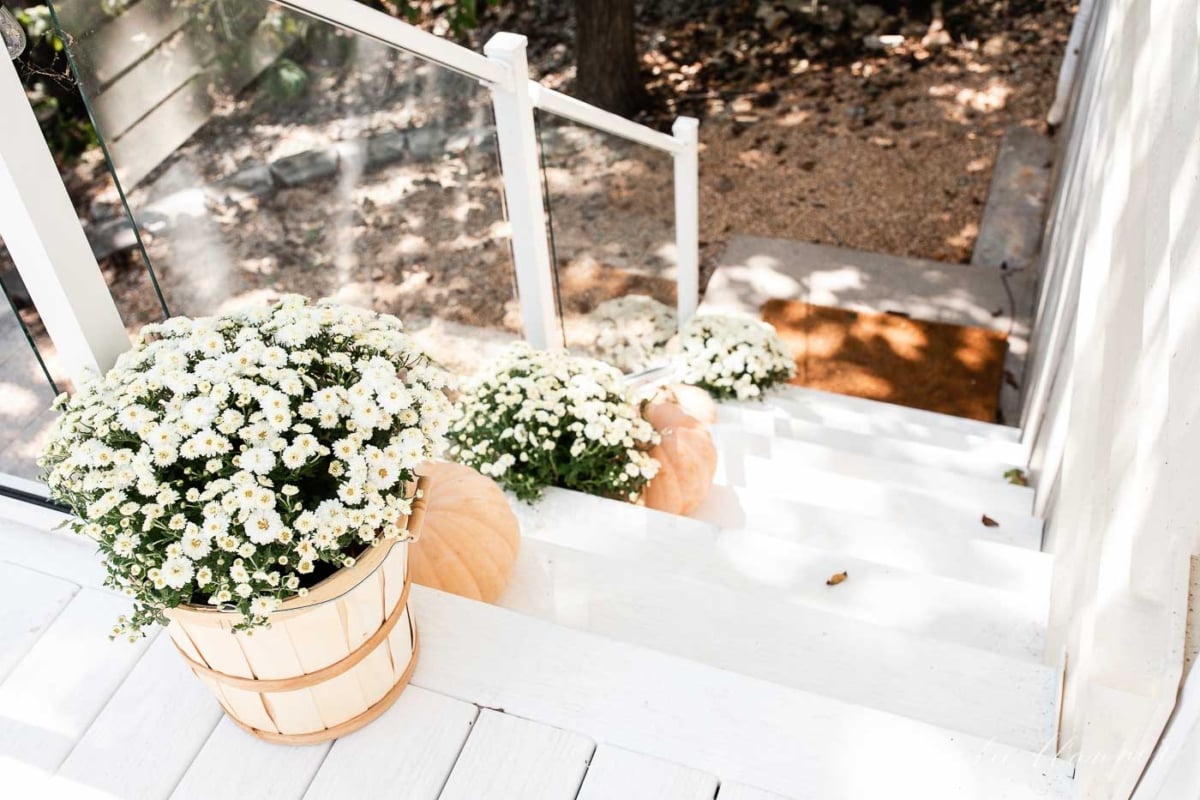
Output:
(415, 588), (1074, 799)
(695, 482), (1043, 553)
(719, 403), (1024, 478)
(710, 423), (1034, 516)
(714, 448), (1043, 545)
(770, 384), (1021, 445)
(513, 489), (1048, 661)
(500, 536), (1059, 751)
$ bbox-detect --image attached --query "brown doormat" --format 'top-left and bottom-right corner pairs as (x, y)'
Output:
(761, 299), (1008, 423)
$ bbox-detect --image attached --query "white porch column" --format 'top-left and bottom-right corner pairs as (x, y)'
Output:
(484, 32), (561, 350)
(0, 55), (128, 385)
(672, 116), (700, 324)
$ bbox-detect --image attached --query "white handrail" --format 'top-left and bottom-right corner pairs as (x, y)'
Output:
(529, 84), (684, 154)
(275, 0), (510, 88)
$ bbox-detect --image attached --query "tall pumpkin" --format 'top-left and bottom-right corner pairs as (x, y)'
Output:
(641, 399), (717, 516)
(411, 462), (520, 603)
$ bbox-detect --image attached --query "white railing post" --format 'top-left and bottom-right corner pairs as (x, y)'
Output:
(672, 116), (700, 325)
(0, 55), (128, 386)
(484, 32), (560, 350)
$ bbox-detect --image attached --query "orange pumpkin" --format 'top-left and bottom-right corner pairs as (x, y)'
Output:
(641, 399), (717, 516)
(410, 461), (520, 603)
(656, 384), (718, 425)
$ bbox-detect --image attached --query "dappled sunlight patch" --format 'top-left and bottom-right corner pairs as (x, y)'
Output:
(762, 299), (1007, 422)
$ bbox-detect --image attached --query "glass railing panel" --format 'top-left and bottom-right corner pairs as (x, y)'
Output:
(535, 108), (678, 374)
(0, 240), (64, 485)
(50, 0), (519, 376)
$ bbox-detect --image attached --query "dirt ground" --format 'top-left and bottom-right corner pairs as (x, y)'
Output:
(8, 0), (1073, 376)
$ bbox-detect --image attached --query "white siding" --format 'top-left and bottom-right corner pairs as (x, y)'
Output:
(1024, 0), (1200, 795)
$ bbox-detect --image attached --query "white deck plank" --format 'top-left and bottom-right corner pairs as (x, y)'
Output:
(523, 487), (1050, 593)
(0, 511), (109, 591)
(720, 402), (1023, 478)
(171, 717), (331, 800)
(411, 587), (1073, 800)
(54, 634), (223, 799)
(577, 745), (718, 800)
(711, 423), (1034, 516)
(500, 538), (1057, 749)
(0, 562), (78, 682)
(714, 448), (1042, 541)
(304, 687), (478, 800)
(439, 709), (594, 800)
(0, 589), (151, 773)
(716, 783), (791, 800)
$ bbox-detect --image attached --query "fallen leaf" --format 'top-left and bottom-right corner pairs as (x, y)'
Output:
(1004, 468), (1029, 487)
(982, 514), (1000, 527)
(826, 571), (848, 586)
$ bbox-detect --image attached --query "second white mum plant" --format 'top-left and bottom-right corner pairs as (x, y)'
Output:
(679, 314), (795, 401)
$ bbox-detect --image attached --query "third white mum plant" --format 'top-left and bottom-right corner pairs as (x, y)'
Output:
(679, 314), (795, 401)
(447, 345), (659, 502)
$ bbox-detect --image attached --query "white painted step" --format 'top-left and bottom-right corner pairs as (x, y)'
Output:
(748, 383), (1022, 460)
(711, 423), (1035, 517)
(439, 709), (593, 800)
(513, 490), (1049, 660)
(713, 445), (1043, 542)
(500, 536), (1058, 749)
(719, 401), (1024, 479)
(413, 587), (1075, 799)
(172, 717), (331, 800)
(696, 482), (1042, 553)
(773, 384), (1021, 442)
(524, 486), (1049, 599)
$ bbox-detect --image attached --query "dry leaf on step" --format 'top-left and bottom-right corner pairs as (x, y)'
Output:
(982, 514), (1000, 527)
(826, 571), (848, 586)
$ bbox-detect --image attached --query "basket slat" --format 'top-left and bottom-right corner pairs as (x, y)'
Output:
(167, 534), (419, 744)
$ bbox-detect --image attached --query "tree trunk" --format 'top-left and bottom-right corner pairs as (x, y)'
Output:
(573, 0), (646, 116)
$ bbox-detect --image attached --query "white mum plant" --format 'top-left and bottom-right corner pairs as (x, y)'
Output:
(41, 296), (452, 637)
(588, 295), (676, 373)
(679, 314), (795, 401)
(447, 344), (659, 502)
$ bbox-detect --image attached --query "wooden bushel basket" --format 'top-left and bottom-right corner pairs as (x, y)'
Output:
(165, 477), (430, 745)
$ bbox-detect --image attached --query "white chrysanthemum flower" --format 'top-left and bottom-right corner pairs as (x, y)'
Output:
(161, 556), (194, 590)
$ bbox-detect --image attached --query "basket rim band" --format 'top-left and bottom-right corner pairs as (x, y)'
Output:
(173, 574), (412, 693)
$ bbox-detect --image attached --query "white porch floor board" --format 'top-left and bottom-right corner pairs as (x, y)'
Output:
(171, 718), (331, 800)
(513, 493), (1049, 661)
(303, 687), (479, 799)
(716, 784), (792, 800)
(719, 402), (1023, 479)
(501, 537), (1058, 749)
(711, 423), (1034, 516)
(577, 746), (719, 800)
(0, 562), (78, 682)
(55, 635), (223, 800)
(694, 483), (1043, 552)
(438, 710), (594, 800)
(0, 589), (151, 774)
